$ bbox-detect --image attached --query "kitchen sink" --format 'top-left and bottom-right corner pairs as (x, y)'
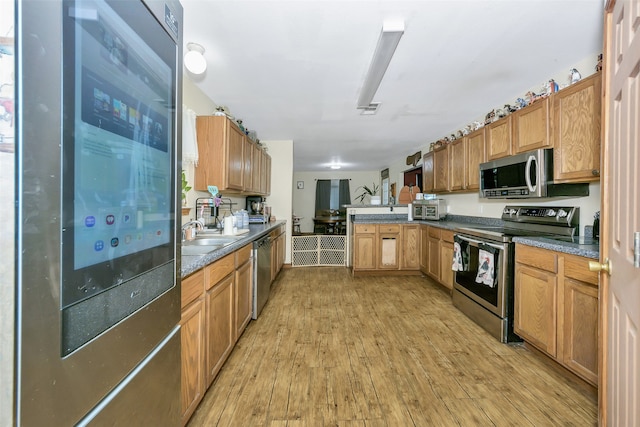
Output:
(188, 236), (241, 246)
(181, 245), (223, 256)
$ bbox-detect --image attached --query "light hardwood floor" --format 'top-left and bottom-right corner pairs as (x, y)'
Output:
(188, 267), (597, 426)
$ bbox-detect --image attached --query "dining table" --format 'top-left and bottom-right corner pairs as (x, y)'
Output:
(312, 215), (346, 234)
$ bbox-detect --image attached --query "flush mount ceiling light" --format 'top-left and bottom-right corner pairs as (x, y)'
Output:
(184, 42), (207, 75)
(357, 21), (404, 109)
(330, 164), (342, 170)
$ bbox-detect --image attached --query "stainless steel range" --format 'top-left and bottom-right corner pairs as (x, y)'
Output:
(452, 206), (579, 343)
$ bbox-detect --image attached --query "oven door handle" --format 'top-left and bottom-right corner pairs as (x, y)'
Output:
(455, 234), (506, 251)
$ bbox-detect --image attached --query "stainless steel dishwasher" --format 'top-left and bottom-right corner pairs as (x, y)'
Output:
(252, 234), (272, 319)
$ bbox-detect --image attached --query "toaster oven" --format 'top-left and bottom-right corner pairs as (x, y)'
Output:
(412, 199), (447, 220)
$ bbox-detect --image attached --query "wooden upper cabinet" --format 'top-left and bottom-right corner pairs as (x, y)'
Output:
(552, 72), (602, 183)
(433, 145), (449, 193)
(466, 128), (486, 191)
(243, 138), (254, 193)
(422, 151), (435, 193)
(512, 97), (551, 153)
(449, 138), (466, 191)
(195, 116), (245, 192)
(486, 116), (512, 160)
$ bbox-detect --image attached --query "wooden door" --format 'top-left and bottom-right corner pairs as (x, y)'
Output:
(433, 145), (449, 193)
(353, 233), (375, 270)
(514, 264), (558, 357)
(552, 73), (601, 183)
(226, 123), (245, 190)
(512, 97), (551, 153)
(486, 116), (512, 160)
(422, 152), (434, 193)
(419, 225), (429, 274)
(205, 274), (235, 387)
(466, 129), (486, 191)
(449, 138), (466, 191)
(401, 225), (420, 270)
(235, 259), (253, 340)
(601, 1), (640, 424)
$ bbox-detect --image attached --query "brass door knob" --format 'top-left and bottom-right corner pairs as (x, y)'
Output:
(589, 258), (612, 275)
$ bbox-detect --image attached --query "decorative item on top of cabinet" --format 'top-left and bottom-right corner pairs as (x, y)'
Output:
(486, 115), (512, 160)
(552, 72), (601, 183)
(512, 96), (551, 154)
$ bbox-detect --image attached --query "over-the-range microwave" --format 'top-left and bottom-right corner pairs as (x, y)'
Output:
(479, 148), (589, 199)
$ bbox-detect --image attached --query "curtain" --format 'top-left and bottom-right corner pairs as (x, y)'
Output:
(315, 180), (332, 214)
(338, 179), (351, 210)
(316, 179), (351, 215)
(182, 106), (198, 166)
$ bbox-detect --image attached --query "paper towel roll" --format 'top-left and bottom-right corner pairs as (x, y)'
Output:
(223, 216), (234, 235)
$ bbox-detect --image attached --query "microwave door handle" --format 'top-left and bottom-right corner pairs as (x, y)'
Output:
(525, 155), (536, 193)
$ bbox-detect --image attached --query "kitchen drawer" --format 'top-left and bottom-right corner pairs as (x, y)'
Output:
(235, 243), (253, 267)
(206, 253), (235, 289)
(354, 224), (376, 234)
(182, 269), (204, 309)
(441, 229), (454, 243)
(564, 254), (599, 285)
(428, 227), (441, 239)
(378, 224), (400, 234)
(516, 244), (558, 273)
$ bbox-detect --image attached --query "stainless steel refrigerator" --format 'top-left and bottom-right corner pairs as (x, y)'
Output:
(15, 0), (183, 424)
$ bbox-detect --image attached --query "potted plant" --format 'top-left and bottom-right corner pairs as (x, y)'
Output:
(181, 170), (191, 207)
(354, 182), (380, 204)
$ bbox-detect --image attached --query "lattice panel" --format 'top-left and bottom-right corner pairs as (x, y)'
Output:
(292, 235), (346, 267)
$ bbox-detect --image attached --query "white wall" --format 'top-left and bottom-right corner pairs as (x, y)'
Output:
(263, 140), (294, 263)
(292, 170), (379, 233)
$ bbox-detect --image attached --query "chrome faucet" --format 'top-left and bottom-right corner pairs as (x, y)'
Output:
(181, 219), (204, 241)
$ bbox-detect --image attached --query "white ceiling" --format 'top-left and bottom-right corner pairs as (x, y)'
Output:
(182, 0), (604, 172)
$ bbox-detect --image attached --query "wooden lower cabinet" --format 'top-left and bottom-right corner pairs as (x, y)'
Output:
(427, 227), (441, 280)
(514, 263), (558, 357)
(180, 270), (205, 425)
(401, 225), (420, 270)
(439, 230), (455, 290)
(352, 223), (419, 273)
(514, 244), (598, 385)
(235, 244), (253, 340)
(419, 225), (429, 273)
(377, 224), (400, 270)
(181, 244), (255, 425)
(205, 272), (235, 387)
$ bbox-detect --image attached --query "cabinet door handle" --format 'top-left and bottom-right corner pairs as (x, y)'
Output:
(592, 169), (600, 176)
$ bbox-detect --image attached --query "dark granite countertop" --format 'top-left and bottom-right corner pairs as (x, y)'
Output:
(351, 215), (600, 259)
(512, 236), (599, 259)
(180, 221), (286, 278)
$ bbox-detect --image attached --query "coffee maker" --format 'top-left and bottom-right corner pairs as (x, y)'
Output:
(246, 196), (267, 223)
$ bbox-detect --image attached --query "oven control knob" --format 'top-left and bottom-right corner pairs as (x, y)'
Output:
(547, 209), (556, 217)
(557, 209), (568, 218)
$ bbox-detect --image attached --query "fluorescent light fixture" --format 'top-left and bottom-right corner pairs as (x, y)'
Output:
(184, 42), (207, 75)
(357, 21), (404, 109)
(330, 164), (341, 170)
